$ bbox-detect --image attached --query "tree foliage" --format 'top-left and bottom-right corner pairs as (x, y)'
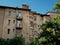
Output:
(0, 36), (25, 45)
(39, 15), (60, 45)
(53, 1), (60, 12)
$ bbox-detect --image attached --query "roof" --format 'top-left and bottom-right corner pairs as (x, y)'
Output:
(0, 6), (31, 11)
(31, 11), (41, 15)
(0, 5), (50, 16)
(46, 11), (60, 14)
(40, 14), (50, 17)
(31, 11), (50, 16)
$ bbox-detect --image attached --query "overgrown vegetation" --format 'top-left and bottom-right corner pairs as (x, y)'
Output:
(0, 36), (25, 45)
(39, 15), (60, 45)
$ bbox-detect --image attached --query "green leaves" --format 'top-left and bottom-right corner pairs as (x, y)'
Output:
(0, 36), (25, 45)
(0, 38), (5, 45)
(10, 36), (25, 45)
(53, 1), (60, 12)
(39, 15), (60, 45)
(40, 21), (53, 32)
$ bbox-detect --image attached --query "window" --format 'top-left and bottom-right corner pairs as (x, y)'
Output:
(18, 12), (22, 17)
(34, 31), (38, 37)
(34, 23), (37, 28)
(13, 29), (15, 32)
(34, 31), (37, 35)
(34, 16), (36, 21)
(7, 38), (9, 40)
(17, 12), (22, 18)
(16, 30), (22, 36)
(13, 11), (16, 13)
(40, 16), (43, 23)
(30, 21), (33, 27)
(29, 16), (33, 19)
(8, 20), (11, 25)
(13, 20), (15, 23)
(26, 33), (28, 35)
(38, 25), (39, 27)
(7, 29), (10, 34)
(40, 16), (43, 21)
(9, 11), (11, 16)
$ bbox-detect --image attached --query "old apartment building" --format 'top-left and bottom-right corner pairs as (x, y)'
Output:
(0, 4), (58, 42)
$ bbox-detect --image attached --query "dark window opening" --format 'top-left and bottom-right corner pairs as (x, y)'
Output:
(7, 29), (10, 34)
(29, 16), (33, 19)
(9, 11), (11, 16)
(8, 20), (11, 25)
(13, 29), (15, 32)
(13, 20), (15, 23)
(30, 21), (34, 27)
(34, 23), (37, 28)
(34, 16), (36, 21)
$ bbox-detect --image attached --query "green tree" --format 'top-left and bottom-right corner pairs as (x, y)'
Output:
(29, 38), (40, 45)
(39, 15), (60, 45)
(10, 36), (25, 45)
(39, 21), (54, 45)
(53, 1), (60, 12)
(0, 36), (25, 45)
(0, 38), (5, 45)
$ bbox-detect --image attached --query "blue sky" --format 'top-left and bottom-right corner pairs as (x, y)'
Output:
(0, 0), (57, 14)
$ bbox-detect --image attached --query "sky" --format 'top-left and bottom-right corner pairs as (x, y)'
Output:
(0, 0), (57, 14)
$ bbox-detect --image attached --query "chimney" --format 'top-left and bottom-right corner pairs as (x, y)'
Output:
(22, 4), (29, 9)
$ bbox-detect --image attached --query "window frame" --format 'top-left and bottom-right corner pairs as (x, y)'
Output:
(13, 20), (15, 23)
(8, 20), (11, 25)
(34, 16), (36, 21)
(9, 11), (11, 16)
(7, 29), (10, 34)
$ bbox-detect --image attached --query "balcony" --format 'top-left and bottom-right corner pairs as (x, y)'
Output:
(16, 15), (23, 20)
(16, 24), (22, 29)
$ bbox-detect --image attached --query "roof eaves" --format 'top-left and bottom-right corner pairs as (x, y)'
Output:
(0, 6), (31, 11)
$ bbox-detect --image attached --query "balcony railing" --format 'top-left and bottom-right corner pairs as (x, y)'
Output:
(16, 15), (23, 20)
(16, 24), (22, 29)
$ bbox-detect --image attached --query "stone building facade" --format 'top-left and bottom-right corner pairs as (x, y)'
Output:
(0, 4), (56, 42)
